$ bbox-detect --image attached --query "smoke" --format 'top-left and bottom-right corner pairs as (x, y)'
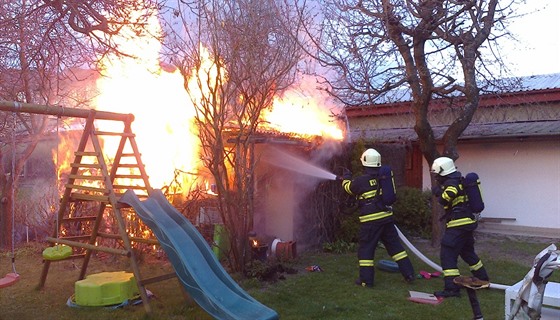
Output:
(262, 146), (338, 181)
(256, 141), (343, 249)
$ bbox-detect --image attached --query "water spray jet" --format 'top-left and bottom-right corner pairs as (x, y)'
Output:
(263, 148), (338, 181)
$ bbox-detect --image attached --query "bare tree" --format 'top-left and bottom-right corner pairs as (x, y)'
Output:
(0, 0), (161, 247)
(160, 0), (303, 272)
(295, 0), (519, 244)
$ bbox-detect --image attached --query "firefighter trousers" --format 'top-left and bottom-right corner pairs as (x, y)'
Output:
(357, 220), (415, 286)
(440, 227), (489, 291)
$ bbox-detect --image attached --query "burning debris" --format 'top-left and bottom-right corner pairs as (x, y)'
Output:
(248, 232), (298, 263)
(245, 231), (299, 282)
(251, 241), (269, 262)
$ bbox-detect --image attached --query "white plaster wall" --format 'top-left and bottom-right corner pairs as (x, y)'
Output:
(262, 169), (296, 241)
(422, 139), (560, 230)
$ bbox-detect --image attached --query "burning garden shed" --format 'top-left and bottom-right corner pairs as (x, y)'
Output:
(188, 126), (344, 260)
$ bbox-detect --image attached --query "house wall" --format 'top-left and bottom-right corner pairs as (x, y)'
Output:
(348, 87), (560, 237)
(260, 170), (296, 241)
(253, 145), (299, 244)
(252, 144), (339, 249)
(421, 138), (560, 234)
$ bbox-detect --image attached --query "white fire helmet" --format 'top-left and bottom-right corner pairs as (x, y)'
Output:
(361, 148), (381, 167)
(431, 157), (457, 176)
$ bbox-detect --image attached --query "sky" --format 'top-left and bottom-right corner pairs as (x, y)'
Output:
(503, 0), (560, 77)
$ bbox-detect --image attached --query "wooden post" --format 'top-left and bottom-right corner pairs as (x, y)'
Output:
(0, 100), (133, 122)
(11, 100), (159, 314)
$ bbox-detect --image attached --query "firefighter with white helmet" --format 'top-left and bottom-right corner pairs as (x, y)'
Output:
(431, 157), (457, 176)
(341, 148), (415, 287)
(431, 157), (489, 298)
(361, 148), (381, 167)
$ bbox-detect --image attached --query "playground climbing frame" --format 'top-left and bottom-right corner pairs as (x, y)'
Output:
(0, 101), (162, 313)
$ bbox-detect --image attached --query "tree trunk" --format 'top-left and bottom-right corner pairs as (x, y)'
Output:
(430, 197), (445, 247)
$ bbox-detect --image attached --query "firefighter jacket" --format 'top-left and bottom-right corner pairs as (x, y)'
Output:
(436, 171), (477, 229)
(342, 167), (392, 223)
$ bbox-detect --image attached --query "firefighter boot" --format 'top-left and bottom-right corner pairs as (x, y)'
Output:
(355, 279), (373, 287)
(435, 276), (461, 298)
(405, 274), (415, 283)
(357, 265), (374, 287)
(434, 289), (461, 298)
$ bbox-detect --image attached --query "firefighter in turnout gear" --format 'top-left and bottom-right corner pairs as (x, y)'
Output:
(431, 157), (489, 298)
(341, 148), (415, 287)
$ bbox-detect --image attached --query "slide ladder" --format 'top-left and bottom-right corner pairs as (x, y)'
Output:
(38, 111), (156, 313)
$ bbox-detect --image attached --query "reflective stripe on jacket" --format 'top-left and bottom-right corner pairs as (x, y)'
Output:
(342, 167), (392, 222)
(439, 172), (476, 228)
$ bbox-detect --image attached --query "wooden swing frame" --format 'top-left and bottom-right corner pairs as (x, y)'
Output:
(0, 101), (171, 313)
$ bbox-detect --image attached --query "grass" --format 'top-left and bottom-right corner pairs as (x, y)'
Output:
(0, 234), (558, 320)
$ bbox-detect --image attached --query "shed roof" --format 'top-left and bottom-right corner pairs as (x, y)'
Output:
(224, 127), (321, 148)
(350, 120), (560, 143)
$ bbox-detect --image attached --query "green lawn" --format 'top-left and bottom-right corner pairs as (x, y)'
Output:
(0, 236), (558, 320)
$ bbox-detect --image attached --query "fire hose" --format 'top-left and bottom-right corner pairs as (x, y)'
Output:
(395, 226), (509, 291)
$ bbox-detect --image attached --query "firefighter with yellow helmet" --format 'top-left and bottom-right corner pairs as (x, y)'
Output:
(341, 148), (415, 287)
(431, 157), (490, 298)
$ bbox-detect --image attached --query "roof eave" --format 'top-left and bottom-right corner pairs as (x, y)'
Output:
(345, 88), (560, 118)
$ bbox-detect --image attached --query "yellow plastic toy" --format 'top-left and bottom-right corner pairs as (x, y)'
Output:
(42, 245), (72, 261)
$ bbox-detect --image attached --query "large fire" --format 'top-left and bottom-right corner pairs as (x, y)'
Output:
(265, 78), (345, 141)
(60, 8), (344, 195)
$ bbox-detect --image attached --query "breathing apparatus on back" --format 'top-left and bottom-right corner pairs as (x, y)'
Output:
(431, 157), (485, 215)
(361, 149), (396, 206)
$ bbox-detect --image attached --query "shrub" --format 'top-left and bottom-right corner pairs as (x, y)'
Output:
(244, 260), (298, 282)
(393, 187), (432, 238)
(322, 239), (357, 254)
(331, 187), (432, 247)
(335, 202), (360, 242)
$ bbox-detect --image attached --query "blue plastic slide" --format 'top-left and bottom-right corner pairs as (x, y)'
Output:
(119, 189), (279, 320)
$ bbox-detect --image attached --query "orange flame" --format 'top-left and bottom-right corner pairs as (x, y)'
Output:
(52, 132), (74, 182)
(93, 9), (201, 194)
(261, 75), (344, 140)
(52, 6), (344, 196)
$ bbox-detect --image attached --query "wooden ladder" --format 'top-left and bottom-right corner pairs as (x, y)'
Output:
(38, 111), (157, 312)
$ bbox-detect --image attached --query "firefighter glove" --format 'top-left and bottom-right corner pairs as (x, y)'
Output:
(342, 168), (352, 180)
